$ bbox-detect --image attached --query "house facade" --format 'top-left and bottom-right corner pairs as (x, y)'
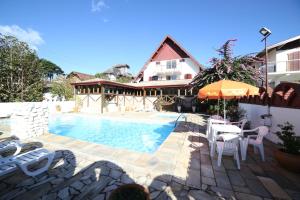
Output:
(135, 35), (202, 82)
(258, 35), (300, 87)
(72, 35), (203, 113)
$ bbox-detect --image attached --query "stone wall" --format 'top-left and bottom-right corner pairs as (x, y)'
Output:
(10, 102), (49, 139)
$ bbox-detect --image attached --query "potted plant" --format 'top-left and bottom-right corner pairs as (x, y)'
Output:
(109, 184), (150, 200)
(274, 122), (300, 173)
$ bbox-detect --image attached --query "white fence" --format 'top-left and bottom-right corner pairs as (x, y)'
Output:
(0, 101), (75, 117)
(239, 103), (300, 143)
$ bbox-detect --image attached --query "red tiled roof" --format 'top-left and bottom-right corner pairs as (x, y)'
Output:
(67, 71), (95, 80)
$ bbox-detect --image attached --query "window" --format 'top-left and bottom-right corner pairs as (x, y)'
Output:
(287, 51), (300, 71)
(179, 58), (185, 62)
(166, 75), (177, 80)
(156, 61), (160, 65)
(152, 76), (158, 81)
(166, 60), (176, 69)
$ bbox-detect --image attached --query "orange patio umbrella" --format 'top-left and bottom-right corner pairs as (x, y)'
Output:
(198, 80), (259, 119)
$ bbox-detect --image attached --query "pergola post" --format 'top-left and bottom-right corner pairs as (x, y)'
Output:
(184, 89), (187, 96)
(177, 89), (180, 97)
(143, 88), (146, 108)
(101, 85), (105, 114)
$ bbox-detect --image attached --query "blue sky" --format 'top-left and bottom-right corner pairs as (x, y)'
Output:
(0, 0), (300, 75)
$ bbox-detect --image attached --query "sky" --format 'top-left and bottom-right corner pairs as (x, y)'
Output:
(0, 0), (300, 75)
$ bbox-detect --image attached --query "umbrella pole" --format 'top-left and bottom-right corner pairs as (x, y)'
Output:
(223, 98), (226, 120)
(217, 99), (219, 116)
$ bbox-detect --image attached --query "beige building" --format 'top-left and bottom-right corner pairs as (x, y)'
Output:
(258, 35), (300, 87)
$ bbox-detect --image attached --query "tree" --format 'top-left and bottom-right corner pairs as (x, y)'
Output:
(190, 39), (263, 89)
(50, 77), (73, 100)
(0, 35), (44, 102)
(39, 58), (64, 81)
(95, 72), (109, 80)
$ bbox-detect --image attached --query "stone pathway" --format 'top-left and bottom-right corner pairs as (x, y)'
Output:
(0, 113), (300, 200)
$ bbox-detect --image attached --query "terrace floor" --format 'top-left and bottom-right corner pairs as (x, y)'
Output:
(0, 113), (300, 200)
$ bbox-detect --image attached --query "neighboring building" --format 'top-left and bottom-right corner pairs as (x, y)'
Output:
(257, 35), (300, 87)
(102, 64), (133, 81)
(66, 71), (95, 83)
(135, 35), (202, 82)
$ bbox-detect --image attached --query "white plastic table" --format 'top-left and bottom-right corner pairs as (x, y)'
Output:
(210, 124), (242, 157)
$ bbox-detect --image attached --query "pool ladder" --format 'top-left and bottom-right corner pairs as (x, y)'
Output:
(174, 113), (187, 127)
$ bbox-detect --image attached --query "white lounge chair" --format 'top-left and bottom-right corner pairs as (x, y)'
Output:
(0, 140), (22, 157)
(216, 133), (241, 169)
(241, 126), (269, 161)
(0, 148), (55, 177)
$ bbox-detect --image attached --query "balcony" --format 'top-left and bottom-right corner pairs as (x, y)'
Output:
(155, 64), (182, 75)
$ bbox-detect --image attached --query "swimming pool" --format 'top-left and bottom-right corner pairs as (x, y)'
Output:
(49, 114), (174, 153)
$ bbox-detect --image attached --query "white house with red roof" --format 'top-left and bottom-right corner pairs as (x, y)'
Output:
(135, 35), (202, 83)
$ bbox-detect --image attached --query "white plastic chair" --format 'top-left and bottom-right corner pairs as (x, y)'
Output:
(216, 133), (240, 169)
(206, 118), (228, 147)
(231, 119), (247, 131)
(211, 115), (224, 120)
(0, 140), (22, 157)
(241, 126), (269, 161)
(0, 148), (55, 177)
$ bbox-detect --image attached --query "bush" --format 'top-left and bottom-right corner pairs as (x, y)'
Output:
(276, 122), (300, 155)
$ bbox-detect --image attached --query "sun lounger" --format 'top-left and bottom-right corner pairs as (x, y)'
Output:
(0, 140), (22, 157)
(0, 148), (55, 177)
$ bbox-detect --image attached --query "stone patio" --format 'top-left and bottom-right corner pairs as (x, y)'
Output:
(0, 113), (300, 200)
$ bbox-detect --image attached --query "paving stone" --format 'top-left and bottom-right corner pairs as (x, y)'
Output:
(92, 194), (105, 200)
(103, 184), (118, 193)
(155, 191), (168, 200)
(120, 174), (134, 184)
(170, 181), (183, 192)
(71, 181), (84, 191)
(186, 169), (201, 188)
(58, 187), (70, 199)
(210, 186), (235, 199)
(285, 189), (300, 200)
(257, 176), (291, 200)
(188, 189), (214, 200)
(109, 169), (123, 180)
(50, 178), (64, 185)
(69, 187), (80, 195)
(200, 165), (214, 178)
(214, 171), (232, 190)
(235, 192), (263, 200)
(150, 191), (161, 199)
(41, 193), (57, 200)
(232, 186), (251, 194)
(201, 176), (216, 186)
(227, 170), (246, 187)
(190, 158), (201, 170)
(222, 158), (237, 170)
(17, 178), (35, 187)
(245, 178), (271, 198)
(150, 180), (167, 191)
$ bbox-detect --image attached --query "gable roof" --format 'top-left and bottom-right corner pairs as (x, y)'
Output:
(134, 35), (203, 81)
(67, 71), (95, 80)
(257, 35), (300, 57)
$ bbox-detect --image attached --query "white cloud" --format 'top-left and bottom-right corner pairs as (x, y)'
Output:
(103, 18), (109, 23)
(91, 0), (108, 12)
(0, 25), (44, 50)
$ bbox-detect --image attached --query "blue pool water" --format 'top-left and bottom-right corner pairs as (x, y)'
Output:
(49, 115), (174, 153)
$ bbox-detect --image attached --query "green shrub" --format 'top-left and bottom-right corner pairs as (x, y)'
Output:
(276, 122), (300, 155)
